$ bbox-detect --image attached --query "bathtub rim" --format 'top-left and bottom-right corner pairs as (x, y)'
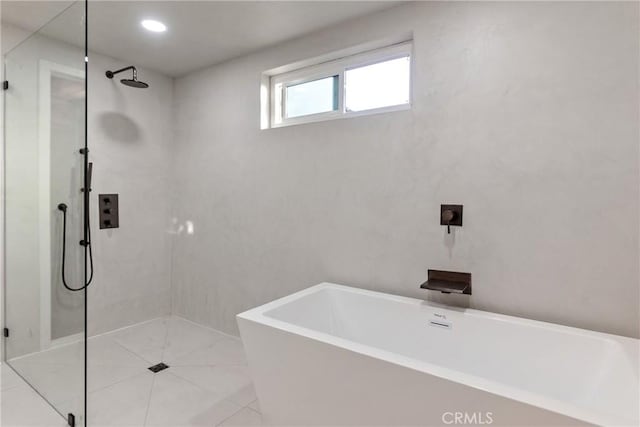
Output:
(237, 282), (639, 427)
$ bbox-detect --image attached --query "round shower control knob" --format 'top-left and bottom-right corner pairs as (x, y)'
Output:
(442, 209), (455, 223)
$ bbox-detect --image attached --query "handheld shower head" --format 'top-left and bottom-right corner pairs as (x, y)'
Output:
(105, 65), (149, 89)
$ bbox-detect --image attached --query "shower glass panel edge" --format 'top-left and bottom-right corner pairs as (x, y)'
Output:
(3, 1), (88, 425)
(84, 0), (89, 424)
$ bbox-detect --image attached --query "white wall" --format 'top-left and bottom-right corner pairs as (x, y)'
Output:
(50, 74), (86, 340)
(86, 52), (174, 337)
(1, 11), (33, 358)
(2, 1), (638, 358)
(3, 23), (86, 357)
(0, 18), (29, 359)
(1, 22), (174, 356)
(172, 2), (639, 338)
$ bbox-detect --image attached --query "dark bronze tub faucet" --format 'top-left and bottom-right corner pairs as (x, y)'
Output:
(420, 269), (472, 295)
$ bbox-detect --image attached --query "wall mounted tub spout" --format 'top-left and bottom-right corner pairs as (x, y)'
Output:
(420, 269), (471, 294)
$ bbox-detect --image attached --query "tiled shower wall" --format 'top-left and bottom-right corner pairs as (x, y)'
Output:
(1, 23), (174, 356)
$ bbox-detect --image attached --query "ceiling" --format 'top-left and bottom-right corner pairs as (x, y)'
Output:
(1, 1), (403, 77)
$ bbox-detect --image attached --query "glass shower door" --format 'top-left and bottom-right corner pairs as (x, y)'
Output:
(3, 1), (87, 425)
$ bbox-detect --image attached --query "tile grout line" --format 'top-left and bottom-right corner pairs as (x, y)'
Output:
(164, 368), (253, 412)
(85, 321), (165, 399)
(142, 373), (157, 426)
(114, 316), (256, 422)
(0, 363), (71, 424)
(2, 381), (69, 426)
(171, 314), (242, 342)
(160, 369), (248, 408)
(215, 402), (261, 426)
(7, 340), (84, 363)
(167, 338), (247, 367)
(7, 316), (255, 426)
(7, 315), (235, 364)
(88, 316), (168, 341)
(150, 370), (248, 426)
(106, 336), (160, 366)
(87, 370), (152, 396)
(159, 317), (171, 363)
(161, 370), (223, 396)
(170, 362), (248, 368)
(143, 319), (170, 427)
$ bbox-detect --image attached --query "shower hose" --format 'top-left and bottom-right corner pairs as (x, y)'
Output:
(57, 203), (94, 291)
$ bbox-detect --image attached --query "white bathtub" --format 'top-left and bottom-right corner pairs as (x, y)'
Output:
(237, 283), (639, 426)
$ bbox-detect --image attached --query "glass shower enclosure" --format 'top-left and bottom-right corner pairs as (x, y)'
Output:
(3, 1), (88, 425)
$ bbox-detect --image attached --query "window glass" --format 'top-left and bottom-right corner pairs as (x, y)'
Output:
(345, 56), (410, 112)
(286, 75), (338, 118)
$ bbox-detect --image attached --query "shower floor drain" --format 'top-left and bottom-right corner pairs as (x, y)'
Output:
(148, 362), (169, 373)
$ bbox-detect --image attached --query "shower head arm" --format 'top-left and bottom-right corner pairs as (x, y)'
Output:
(105, 66), (137, 79)
(105, 64), (148, 88)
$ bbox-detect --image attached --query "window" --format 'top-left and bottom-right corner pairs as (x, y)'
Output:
(268, 42), (412, 128)
(286, 75), (338, 118)
(345, 56), (410, 112)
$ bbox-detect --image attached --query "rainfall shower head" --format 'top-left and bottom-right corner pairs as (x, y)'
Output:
(120, 79), (149, 89)
(105, 65), (149, 89)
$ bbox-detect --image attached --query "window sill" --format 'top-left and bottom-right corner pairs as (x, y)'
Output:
(268, 103), (411, 130)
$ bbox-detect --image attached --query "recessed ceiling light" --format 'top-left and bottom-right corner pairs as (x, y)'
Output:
(141, 19), (167, 33)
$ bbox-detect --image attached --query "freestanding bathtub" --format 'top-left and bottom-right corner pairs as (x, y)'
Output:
(237, 283), (639, 426)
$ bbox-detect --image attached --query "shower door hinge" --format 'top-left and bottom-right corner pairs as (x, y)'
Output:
(67, 413), (75, 427)
(3, 328), (8, 338)
(2, 81), (8, 90)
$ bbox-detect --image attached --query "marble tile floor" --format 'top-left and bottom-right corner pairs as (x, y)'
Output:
(1, 316), (263, 426)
